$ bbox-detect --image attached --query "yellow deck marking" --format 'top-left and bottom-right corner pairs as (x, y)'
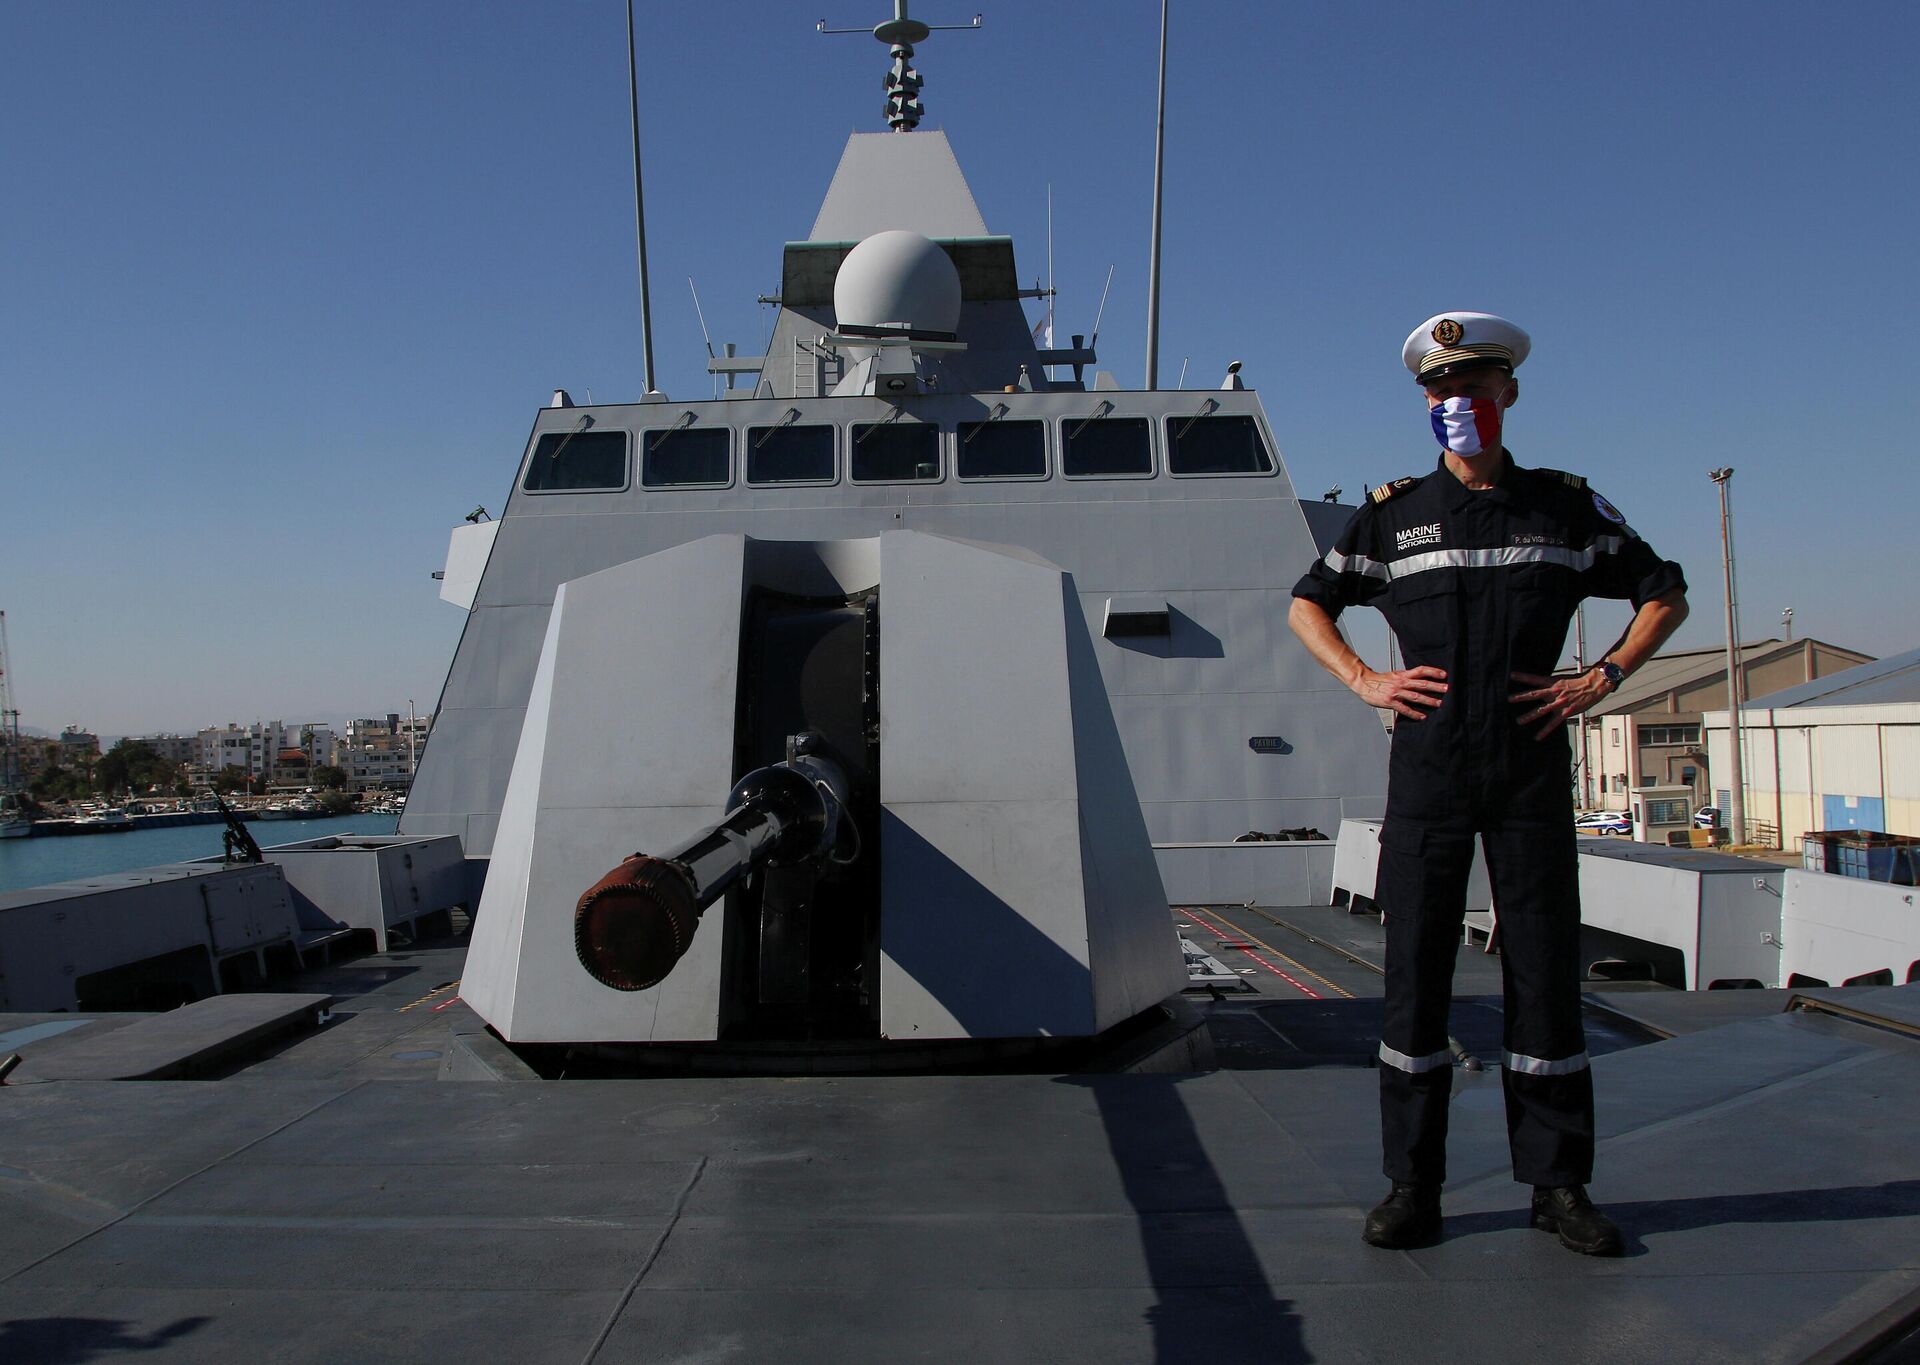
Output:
(1175, 909), (1353, 999)
(397, 981), (461, 1013)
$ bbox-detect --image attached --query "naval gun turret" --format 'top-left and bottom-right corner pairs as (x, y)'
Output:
(458, 530), (1189, 1060)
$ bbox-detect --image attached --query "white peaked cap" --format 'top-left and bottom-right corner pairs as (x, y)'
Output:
(1402, 311), (1531, 382)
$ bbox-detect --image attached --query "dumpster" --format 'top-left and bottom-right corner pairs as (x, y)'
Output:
(1803, 831), (1920, 885)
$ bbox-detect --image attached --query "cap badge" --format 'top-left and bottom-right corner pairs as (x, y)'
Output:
(1431, 318), (1464, 346)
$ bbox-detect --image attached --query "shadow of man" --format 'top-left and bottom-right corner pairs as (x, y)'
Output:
(0, 1315), (210, 1364)
(1065, 1073), (1311, 1363)
(1443, 1178), (1920, 1257)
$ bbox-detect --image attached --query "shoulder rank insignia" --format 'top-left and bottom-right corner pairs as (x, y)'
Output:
(1537, 467), (1588, 490)
(1368, 476), (1419, 505)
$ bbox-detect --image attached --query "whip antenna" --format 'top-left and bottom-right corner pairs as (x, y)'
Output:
(625, 0), (658, 394)
(1088, 263), (1116, 350)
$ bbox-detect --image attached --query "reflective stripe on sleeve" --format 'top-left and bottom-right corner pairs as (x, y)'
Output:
(1502, 1049), (1590, 1076)
(1386, 539), (1625, 581)
(1322, 548), (1391, 581)
(1378, 1042), (1453, 1074)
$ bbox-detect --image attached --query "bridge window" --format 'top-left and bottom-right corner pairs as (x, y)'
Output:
(641, 427), (730, 488)
(1166, 414), (1275, 475)
(1063, 417), (1152, 477)
(851, 422), (940, 482)
(522, 429), (628, 492)
(957, 419), (1047, 479)
(747, 424), (836, 485)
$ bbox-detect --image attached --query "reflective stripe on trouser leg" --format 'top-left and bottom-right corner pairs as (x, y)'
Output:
(1503, 1049), (1589, 1076)
(1481, 814), (1595, 1188)
(1377, 819), (1475, 1185)
(1379, 1042), (1452, 1073)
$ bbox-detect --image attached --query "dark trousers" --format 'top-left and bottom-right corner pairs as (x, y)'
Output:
(1375, 810), (1594, 1188)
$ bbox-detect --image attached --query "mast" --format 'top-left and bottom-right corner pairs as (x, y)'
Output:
(626, 0), (658, 394)
(1144, 0), (1169, 388)
(817, 3), (983, 131)
(0, 611), (19, 791)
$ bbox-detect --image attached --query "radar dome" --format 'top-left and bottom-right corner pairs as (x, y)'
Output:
(833, 230), (961, 336)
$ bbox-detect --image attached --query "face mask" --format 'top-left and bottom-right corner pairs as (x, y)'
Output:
(1429, 395), (1503, 456)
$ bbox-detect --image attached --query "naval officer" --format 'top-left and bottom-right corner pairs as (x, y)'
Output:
(1288, 312), (1688, 1254)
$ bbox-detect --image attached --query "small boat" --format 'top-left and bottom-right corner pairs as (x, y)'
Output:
(256, 797), (326, 820)
(0, 791), (30, 839)
(68, 805), (136, 833)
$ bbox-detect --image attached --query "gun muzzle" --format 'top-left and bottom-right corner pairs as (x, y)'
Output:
(573, 744), (850, 993)
(574, 855), (702, 991)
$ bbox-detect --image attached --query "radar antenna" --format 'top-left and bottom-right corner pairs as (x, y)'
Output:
(818, 3), (983, 131)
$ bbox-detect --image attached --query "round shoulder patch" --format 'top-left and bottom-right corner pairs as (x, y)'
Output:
(1432, 318), (1463, 346)
(1592, 492), (1626, 524)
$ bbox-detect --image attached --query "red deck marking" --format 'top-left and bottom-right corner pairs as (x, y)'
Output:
(430, 996), (464, 1013)
(1182, 906), (1322, 999)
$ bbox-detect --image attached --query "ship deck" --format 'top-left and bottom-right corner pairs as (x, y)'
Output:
(2, 902), (1918, 1363)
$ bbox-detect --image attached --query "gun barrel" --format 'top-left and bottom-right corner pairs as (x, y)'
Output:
(574, 752), (846, 991)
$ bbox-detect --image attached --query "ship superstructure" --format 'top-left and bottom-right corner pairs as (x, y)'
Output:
(405, 34), (1387, 868)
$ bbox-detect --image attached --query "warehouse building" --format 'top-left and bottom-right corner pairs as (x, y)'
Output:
(1577, 637), (1871, 814)
(1703, 646), (1920, 849)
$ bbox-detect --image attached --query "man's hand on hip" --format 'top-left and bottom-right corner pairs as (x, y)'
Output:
(1353, 665), (1449, 720)
(1509, 670), (1611, 739)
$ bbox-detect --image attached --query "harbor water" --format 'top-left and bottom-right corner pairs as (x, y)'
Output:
(0, 813), (401, 894)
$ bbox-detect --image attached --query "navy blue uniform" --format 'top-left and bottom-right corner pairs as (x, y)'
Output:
(1293, 452), (1684, 1187)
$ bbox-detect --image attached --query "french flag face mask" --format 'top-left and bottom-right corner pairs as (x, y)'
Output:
(1429, 395), (1503, 456)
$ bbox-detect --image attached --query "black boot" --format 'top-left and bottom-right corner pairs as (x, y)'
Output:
(1531, 1185), (1623, 1256)
(1361, 1182), (1442, 1249)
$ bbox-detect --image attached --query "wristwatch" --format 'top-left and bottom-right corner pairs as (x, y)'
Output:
(1594, 660), (1626, 691)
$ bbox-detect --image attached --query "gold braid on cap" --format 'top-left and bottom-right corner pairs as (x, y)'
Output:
(1417, 343), (1514, 378)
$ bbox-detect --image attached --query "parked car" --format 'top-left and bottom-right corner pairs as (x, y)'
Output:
(1694, 806), (1723, 829)
(1574, 810), (1632, 836)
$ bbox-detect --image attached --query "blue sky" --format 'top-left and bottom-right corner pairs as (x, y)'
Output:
(2, 1), (1914, 736)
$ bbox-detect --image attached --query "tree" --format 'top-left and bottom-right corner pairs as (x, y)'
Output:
(30, 764), (89, 802)
(96, 740), (151, 796)
(211, 768), (252, 795)
(313, 764), (349, 791)
(317, 790), (357, 815)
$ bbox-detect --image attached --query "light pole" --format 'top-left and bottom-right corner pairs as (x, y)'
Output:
(1781, 606), (1794, 642)
(1572, 604), (1590, 808)
(1709, 468), (1746, 845)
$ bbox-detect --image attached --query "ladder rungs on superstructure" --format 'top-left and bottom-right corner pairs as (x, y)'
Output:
(792, 336), (843, 398)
